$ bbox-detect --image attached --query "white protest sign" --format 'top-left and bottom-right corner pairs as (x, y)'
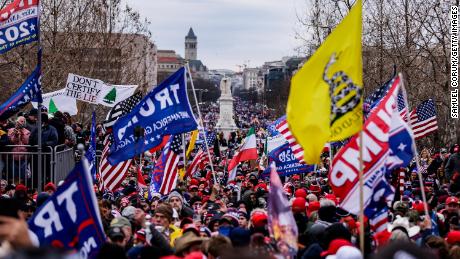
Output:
(65, 73), (104, 104)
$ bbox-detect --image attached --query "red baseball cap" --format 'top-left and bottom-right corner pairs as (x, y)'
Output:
(320, 239), (353, 257)
(292, 175), (301, 180)
(251, 211), (268, 228)
(292, 197), (307, 213)
(446, 196), (459, 205)
(446, 231), (460, 245)
(412, 201), (426, 214)
(295, 188), (307, 198)
(190, 178), (199, 186)
(307, 201), (321, 217)
(255, 183), (268, 192)
(15, 184), (27, 192)
(44, 182), (56, 192)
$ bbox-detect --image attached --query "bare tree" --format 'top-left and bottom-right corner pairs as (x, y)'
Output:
(295, 0), (457, 146)
(0, 0), (154, 123)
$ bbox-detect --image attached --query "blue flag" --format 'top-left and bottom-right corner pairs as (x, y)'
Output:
(28, 159), (105, 258)
(109, 67), (197, 164)
(262, 142), (314, 177)
(0, 61), (42, 119)
(86, 111), (97, 180)
(267, 115), (286, 137)
(149, 136), (173, 199)
(0, 0), (39, 54)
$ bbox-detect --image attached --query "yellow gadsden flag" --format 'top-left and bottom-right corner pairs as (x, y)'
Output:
(186, 130), (199, 159)
(287, 0), (363, 164)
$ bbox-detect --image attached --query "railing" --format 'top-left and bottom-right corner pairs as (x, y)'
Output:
(0, 144), (75, 191)
(54, 145), (76, 185)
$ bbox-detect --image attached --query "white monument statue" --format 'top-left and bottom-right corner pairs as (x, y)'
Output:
(216, 77), (238, 136)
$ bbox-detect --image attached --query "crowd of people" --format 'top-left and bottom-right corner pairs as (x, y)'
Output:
(0, 98), (460, 259)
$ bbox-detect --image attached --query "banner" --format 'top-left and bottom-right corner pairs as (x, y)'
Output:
(0, 63), (41, 119)
(65, 73), (104, 104)
(267, 135), (286, 153)
(32, 89), (78, 115)
(263, 142), (314, 177)
(329, 76), (414, 219)
(98, 84), (138, 107)
(286, 0), (363, 164)
(109, 67), (197, 165)
(28, 159), (105, 258)
(0, 0), (39, 54)
(268, 163), (298, 256)
(64, 73), (138, 107)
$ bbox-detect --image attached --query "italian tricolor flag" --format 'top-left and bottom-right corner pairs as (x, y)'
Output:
(228, 128), (258, 180)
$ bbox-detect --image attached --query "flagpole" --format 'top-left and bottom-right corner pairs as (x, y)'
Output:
(36, 0), (43, 192)
(182, 133), (187, 177)
(399, 73), (429, 219)
(185, 63), (217, 184)
(358, 131), (365, 255)
(328, 143), (333, 170)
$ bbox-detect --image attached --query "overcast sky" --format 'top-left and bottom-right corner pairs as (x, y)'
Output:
(127, 0), (306, 71)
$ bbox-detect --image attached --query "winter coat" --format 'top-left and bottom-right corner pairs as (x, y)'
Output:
(7, 127), (30, 160)
(446, 153), (460, 180)
(30, 124), (59, 149)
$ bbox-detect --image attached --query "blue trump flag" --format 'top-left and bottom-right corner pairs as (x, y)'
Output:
(109, 67), (197, 164)
(0, 0), (39, 54)
(28, 158), (105, 258)
(267, 115), (286, 137)
(149, 135), (172, 198)
(262, 142), (314, 177)
(85, 111), (97, 180)
(0, 60), (42, 119)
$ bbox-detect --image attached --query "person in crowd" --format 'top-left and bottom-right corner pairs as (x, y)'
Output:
(62, 112), (76, 148)
(167, 190), (194, 220)
(1, 98), (459, 259)
(7, 116), (30, 181)
(29, 113), (58, 149)
(49, 111), (66, 145)
(25, 108), (38, 133)
(152, 203), (182, 246)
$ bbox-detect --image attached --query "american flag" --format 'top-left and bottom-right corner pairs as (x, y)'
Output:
(159, 134), (183, 195)
(364, 77), (393, 116)
(364, 76), (407, 118)
(103, 92), (143, 129)
(275, 117), (305, 164)
(408, 99), (438, 140)
(99, 134), (132, 191)
(369, 208), (389, 233)
(99, 92), (141, 191)
(199, 131), (216, 150)
(186, 149), (204, 177)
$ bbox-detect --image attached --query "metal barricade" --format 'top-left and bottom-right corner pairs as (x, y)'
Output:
(0, 145), (54, 191)
(0, 144), (76, 191)
(53, 144), (75, 184)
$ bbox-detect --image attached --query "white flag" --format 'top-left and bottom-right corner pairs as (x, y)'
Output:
(32, 89), (78, 115)
(97, 84), (138, 107)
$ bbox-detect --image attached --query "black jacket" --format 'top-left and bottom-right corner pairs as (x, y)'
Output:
(446, 153), (460, 180)
(30, 124), (59, 148)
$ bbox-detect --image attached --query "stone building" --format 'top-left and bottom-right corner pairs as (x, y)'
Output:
(157, 50), (184, 83)
(184, 27), (208, 79)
